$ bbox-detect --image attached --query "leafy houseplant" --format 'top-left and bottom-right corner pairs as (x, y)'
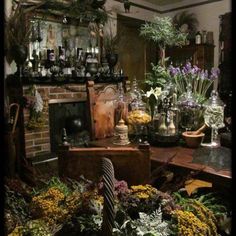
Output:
(140, 16), (188, 67)
(140, 16), (188, 119)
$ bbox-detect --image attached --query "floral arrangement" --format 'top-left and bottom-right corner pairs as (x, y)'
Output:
(169, 62), (220, 104)
(4, 176), (231, 236)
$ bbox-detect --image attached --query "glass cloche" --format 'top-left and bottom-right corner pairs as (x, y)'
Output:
(177, 83), (201, 131)
(127, 80), (151, 143)
(202, 90), (225, 147)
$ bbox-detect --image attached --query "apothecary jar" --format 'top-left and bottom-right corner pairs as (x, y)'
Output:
(127, 94), (151, 143)
(202, 90), (225, 147)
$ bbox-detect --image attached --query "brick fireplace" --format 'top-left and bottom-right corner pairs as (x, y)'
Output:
(23, 84), (87, 158)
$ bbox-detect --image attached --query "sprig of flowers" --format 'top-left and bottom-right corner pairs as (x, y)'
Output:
(169, 62), (220, 104)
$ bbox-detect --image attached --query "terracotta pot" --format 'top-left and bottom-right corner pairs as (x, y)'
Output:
(182, 131), (205, 148)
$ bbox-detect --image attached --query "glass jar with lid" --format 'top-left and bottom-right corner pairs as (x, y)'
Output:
(178, 84), (201, 131)
(127, 82), (151, 143)
(202, 90), (225, 147)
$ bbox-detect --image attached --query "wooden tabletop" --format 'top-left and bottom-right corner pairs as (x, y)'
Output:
(150, 146), (231, 180)
(88, 138), (231, 180)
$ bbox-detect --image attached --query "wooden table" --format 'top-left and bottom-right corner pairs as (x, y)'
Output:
(150, 146), (231, 179)
(89, 138), (231, 188)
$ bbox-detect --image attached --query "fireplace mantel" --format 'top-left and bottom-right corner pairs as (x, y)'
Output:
(6, 75), (128, 159)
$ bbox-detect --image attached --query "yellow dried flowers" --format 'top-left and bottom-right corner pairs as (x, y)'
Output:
(172, 210), (209, 236)
(127, 110), (151, 125)
(130, 184), (158, 199)
(30, 187), (68, 225)
(189, 199), (217, 235)
(172, 199), (218, 236)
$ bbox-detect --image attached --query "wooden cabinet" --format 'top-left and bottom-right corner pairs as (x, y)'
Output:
(58, 143), (151, 186)
(218, 12), (232, 116)
(166, 44), (214, 70)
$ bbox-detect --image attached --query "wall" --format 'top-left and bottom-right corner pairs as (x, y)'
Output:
(105, 0), (231, 89)
(5, 0), (231, 73)
(105, 0), (231, 68)
(162, 0), (231, 68)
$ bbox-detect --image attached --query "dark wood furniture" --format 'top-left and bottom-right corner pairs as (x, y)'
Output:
(218, 12), (232, 118)
(57, 143), (151, 186)
(57, 138), (231, 190)
(150, 146), (231, 179)
(87, 81), (121, 140)
(166, 44), (214, 70)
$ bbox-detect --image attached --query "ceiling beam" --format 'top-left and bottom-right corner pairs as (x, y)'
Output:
(115, 0), (223, 14)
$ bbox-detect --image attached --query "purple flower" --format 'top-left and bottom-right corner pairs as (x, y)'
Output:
(114, 179), (129, 197)
(210, 67), (220, 80)
(169, 65), (180, 76)
(193, 65), (201, 74)
(184, 62), (192, 72)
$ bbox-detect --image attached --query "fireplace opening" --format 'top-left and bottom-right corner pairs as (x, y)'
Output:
(49, 99), (90, 154)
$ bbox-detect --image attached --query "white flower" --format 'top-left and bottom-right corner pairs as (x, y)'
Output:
(33, 90), (43, 113)
(146, 87), (162, 100)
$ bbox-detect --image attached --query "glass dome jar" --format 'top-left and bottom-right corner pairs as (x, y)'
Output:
(127, 86), (151, 143)
(178, 84), (201, 131)
(202, 90), (225, 147)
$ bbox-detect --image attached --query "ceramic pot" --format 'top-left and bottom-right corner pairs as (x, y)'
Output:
(65, 116), (84, 135)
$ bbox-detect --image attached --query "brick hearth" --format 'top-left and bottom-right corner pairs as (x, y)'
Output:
(23, 84), (87, 158)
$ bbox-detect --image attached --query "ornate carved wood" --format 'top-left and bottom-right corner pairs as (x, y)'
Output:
(87, 81), (119, 140)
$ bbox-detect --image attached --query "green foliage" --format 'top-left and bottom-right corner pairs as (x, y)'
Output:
(140, 16), (188, 49)
(5, 186), (31, 225)
(113, 207), (171, 236)
(145, 62), (172, 89)
(32, 177), (72, 197)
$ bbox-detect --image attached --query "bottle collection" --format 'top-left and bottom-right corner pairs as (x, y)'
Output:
(195, 30), (214, 45)
(23, 45), (118, 81)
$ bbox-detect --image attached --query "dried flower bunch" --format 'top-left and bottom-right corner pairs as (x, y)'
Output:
(5, 0), (45, 64)
(103, 18), (120, 54)
(5, 176), (231, 236)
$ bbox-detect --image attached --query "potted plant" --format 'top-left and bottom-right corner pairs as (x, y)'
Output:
(102, 20), (119, 75)
(140, 16), (187, 68)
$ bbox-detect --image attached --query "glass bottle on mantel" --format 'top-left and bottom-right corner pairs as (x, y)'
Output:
(195, 31), (202, 45)
(202, 90), (225, 147)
